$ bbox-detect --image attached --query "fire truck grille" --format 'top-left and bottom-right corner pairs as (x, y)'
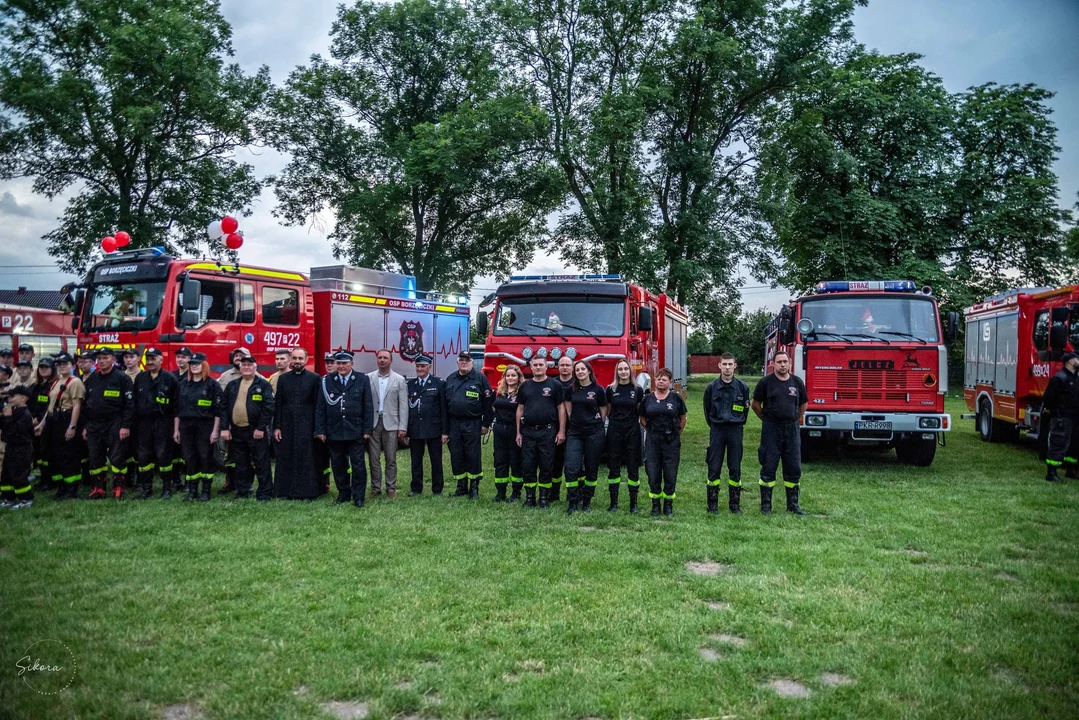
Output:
(813, 369), (935, 405)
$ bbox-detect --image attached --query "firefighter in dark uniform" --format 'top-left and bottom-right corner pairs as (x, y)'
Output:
(606, 359), (644, 513)
(29, 357), (58, 489)
(443, 351), (494, 499)
(171, 347), (192, 484)
(120, 348), (141, 487)
(1042, 351), (1079, 482)
(563, 360), (607, 514)
(46, 353), (86, 500)
(640, 368), (687, 516)
(315, 350), (374, 507)
(81, 347), (135, 499)
(1, 386), (35, 508)
(315, 351), (336, 494)
(703, 352), (750, 515)
(174, 352), (222, 501)
(492, 365), (524, 503)
(132, 348), (180, 499)
(221, 351), (276, 500)
(406, 354), (448, 496)
(516, 354), (566, 509)
(550, 354), (575, 503)
(751, 350), (808, 514)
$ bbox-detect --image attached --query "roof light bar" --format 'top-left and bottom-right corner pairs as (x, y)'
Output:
(508, 273), (624, 282)
(815, 280), (916, 293)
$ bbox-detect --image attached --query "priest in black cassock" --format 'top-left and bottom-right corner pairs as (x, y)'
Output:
(273, 348), (322, 499)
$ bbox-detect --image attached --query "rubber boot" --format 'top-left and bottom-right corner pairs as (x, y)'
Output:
(608, 484), (619, 512)
(651, 498), (661, 516)
(663, 499), (673, 516)
(581, 485), (593, 513)
(183, 481), (197, 502)
(198, 479), (211, 502)
(137, 470), (154, 500)
(159, 473), (173, 500)
(452, 478), (469, 497)
(492, 483), (507, 503)
(112, 475), (126, 500)
(728, 485), (742, 515)
(786, 485), (806, 515)
(760, 485), (773, 514)
(220, 467), (235, 494)
(706, 485), (719, 514)
(628, 486), (639, 514)
(1047, 465), (1063, 483)
(469, 478), (480, 500)
(524, 486), (537, 508)
(538, 487), (550, 509)
(508, 481), (523, 503)
(565, 485), (579, 515)
(549, 481), (561, 503)
(88, 477), (107, 500)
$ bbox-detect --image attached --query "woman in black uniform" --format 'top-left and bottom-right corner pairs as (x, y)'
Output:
(640, 368), (687, 517)
(605, 359), (643, 513)
(174, 353), (221, 502)
(563, 360), (607, 514)
(492, 365), (524, 503)
(29, 358), (58, 490)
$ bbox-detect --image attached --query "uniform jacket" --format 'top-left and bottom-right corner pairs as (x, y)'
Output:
(315, 372), (375, 441)
(83, 368), (135, 429)
(0, 405), (34, 477)
(1043, 367), (1079, 419)
(177, 377), (222, 420)
(444, 369), (494, 427)
(221, 375), (275, 433)
(133, 370), (180, 417)
(703, 376), (750, 426)
(367, 369), (409, 432)
(406, 375), (448, 439)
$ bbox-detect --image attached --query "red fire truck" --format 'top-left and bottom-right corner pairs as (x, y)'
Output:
(68, 248), (470, 377)
(475, 274), (689, 389)
(766, 280), (958, 466)
(963, 285), (1079, 444)
(0, 305), (76, 358)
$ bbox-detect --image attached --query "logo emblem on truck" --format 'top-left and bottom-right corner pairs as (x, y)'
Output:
(399, 320), (424, 362)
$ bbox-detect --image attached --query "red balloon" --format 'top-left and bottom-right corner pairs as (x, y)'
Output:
(101, 236), (117, 253)
(225, 232), (243, 250)
(114, 230), (131, 247)
(221, 216), (239, 234)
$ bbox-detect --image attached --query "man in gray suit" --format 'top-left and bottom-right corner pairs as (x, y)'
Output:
(367, 348), (409, 498)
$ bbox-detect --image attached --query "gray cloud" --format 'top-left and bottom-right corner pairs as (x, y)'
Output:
(0, 191), (36, 218)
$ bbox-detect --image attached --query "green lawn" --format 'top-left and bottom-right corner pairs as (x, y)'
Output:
(2, 380), (1078, 719)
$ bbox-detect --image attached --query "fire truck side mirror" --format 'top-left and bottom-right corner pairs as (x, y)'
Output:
(946, 311), (960, 343)
(476, 311), (488, 338)
(1051, 306), (1069, 323)
(69, 289), (84, 331)
(796, 318), (814, 337)
(182, 278), (201, 311)
(638, 307), (654, 332)
(1049, 324), (1068, 351)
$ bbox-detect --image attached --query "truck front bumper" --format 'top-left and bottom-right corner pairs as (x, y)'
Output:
(801, 411), (951, 440)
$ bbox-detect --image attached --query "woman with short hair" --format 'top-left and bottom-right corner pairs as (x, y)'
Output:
(639, 368), (687, 516)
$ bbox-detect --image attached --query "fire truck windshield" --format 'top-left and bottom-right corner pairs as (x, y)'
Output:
(494, 295), (625, 337)
(800, 296), (939, 343)
(83, 282), (167, 333)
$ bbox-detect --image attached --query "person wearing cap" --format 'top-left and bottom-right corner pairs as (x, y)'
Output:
(174, 347), (192, 377)
(175, 352), (222, 501)
(13, 359), (34, 390)
(443, 351), (494, 499)
(405, 353), (448, 496)
(132, 348), (180, 499)
(273, 347), (322, 500)
(366, 349), (408, 499)
(171, 347), (192, 481)
(120, 349), (141, 487)
(0, 347), (12, 362)
(29, 357), (59, 488)
(316, 352), (337, 492)
(18, 343), (35, 367)
(315, 350), (374, 507)
(217, 346), (259, 494)
(76, 351), (95, 380)
(221, 351), (275, 500)
(81, 347), (135, 499)
(1042, 351), (1079, 482)
(1, 386), (36, 508)
(46, 353), (85, 500)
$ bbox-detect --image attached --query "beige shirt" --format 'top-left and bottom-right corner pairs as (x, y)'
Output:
(268, 370), (283, 394)
(231, 377), (254, 428)
(49, 376), (86, 414)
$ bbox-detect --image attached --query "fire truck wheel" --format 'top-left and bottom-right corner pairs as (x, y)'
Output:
(977, 399), (1015, 443)
(896, 436), (936, 467)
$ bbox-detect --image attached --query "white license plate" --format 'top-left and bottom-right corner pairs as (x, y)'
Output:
(855, 421), (892, 431)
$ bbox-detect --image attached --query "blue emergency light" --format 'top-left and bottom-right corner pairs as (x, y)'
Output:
(509, 273), (624, 282)
(815, 280), (917, 293)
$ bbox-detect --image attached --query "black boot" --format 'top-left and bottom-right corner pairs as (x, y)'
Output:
(728, 485), (742, 515)
(220, 467), (235, 494)
(538, 487), (550, 509)
(565, 485), (579, 515)
(452, 478), (469, 496)
(508, 481), (523, 503)
(524, 486), (537, 508)
(608, 484), (619, 512)
(136, 471), (153, 500)
(581, 485), (593, 512)
(651, 498), (661, 516)
(492, 483), (507, 502)
(786, 485), (806, 515)
(183, 481), (197, 502)
(353, 484), (366, 508)
(159, 475), (172, 500)
(663, 499), (673, 516)
(469, 478), (480, 500)
(760, 484), (773, 514)
(1046, 465), (1063, 483)
(549, 481), (561, 503)
(628, 486), (639, 514)
(198, 479), (211, 502)
(706, 485), (719, 514)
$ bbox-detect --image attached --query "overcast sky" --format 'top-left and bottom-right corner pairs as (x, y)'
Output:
(1, 0), (1076, 318)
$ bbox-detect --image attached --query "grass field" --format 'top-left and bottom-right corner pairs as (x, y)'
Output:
(2, 378), (1078, 719)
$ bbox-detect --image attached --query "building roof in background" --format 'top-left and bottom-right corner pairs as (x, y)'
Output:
(0, 288), (67, 310)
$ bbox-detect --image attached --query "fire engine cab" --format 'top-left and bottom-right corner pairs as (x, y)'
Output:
(475, 274), (688, 390)
(963, 285), (1079, 444)
(766, 280), (957, 466)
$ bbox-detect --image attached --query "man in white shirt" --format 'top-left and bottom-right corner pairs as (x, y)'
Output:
(367, 349), (408, 498)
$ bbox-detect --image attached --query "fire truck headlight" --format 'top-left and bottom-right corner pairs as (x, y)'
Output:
(805, 415), (826, 427)
(522, 347), (533, 360)
(918, 417), (941, 429)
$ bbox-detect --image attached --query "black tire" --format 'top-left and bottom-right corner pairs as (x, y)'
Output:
(978, 399), (1014, 443)
(896, 436), (937, 466)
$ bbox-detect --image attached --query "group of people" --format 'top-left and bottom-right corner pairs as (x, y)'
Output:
(0, 340), (812, 517)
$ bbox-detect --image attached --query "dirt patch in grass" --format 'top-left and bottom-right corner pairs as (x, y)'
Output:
(766, 679), (810, 698)
(819, 673), (855, 686)
(1051, 602), (1077, 616)
(699, 647), (722, 662)
(705, 601), (730, 611)
(578, 526), (598, 532)
(161, 705), (203, 720)
(320, 701), (370, 719)
(686, 561), (731, 576)
(504, 659), (544, 682)
(293, 685), (310, 697)
(995, 572), (1019, 582)
(395, 680), (413, 690)
(708, 634), (747, 647)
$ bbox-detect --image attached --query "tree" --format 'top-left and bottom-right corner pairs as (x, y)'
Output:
(265, 0), (563, 293)
(711, 307), (772, 374)
(0, 0), (269, 272)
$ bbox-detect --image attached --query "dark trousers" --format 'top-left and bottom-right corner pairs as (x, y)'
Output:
(328, 438), (367, 500)
(553, 437), (566, 484)
(230, 426), (273, 499)
(759, 420), (801, 487)
(606, 420), (641, 485)
(644, 430), (681, 499)
(314, 437), (331, 492)
(180, 418), (217, 482)
(448, 417), (483, 482)
(1, 443), (33, 501)
(1046, 415), (1079, 468)
(707, 424), (744, 487)
(136, 414), (175, 486)
(521, 424), (556, 489)
(86, 418), (128, 483)
(492, 422), (522, 484)
(409, 436), (445, 494)
(564, 425), (604, 489)
(48, 410), (84, 486)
